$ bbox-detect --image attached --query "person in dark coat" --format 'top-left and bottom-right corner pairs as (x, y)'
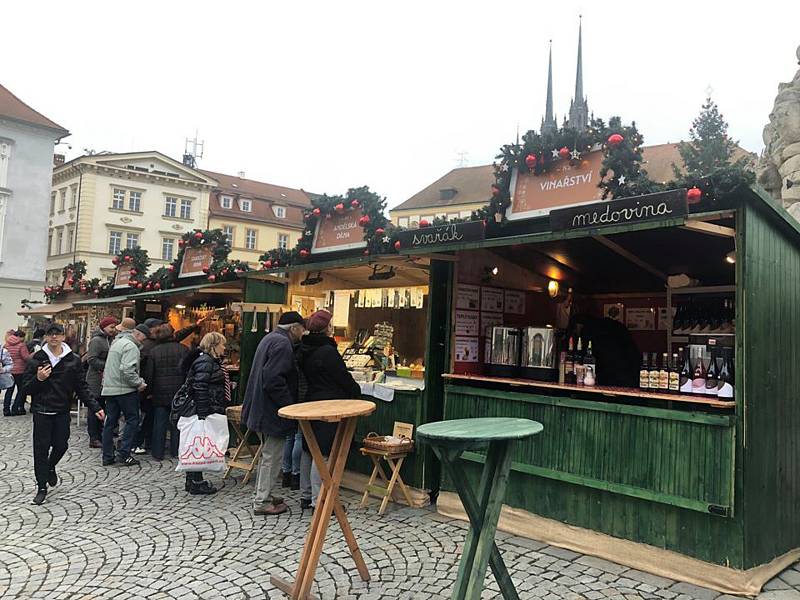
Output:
(182, 332), (230, 495)
(296, 309), (361, 509)
(241, 311), (306, 516)
(132, 317), (164, 455)
(21, 323), (104, 505)
(144, 324), (188, 461)
(84, 316), (118, 448)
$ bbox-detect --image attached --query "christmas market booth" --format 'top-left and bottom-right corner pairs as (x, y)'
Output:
(399, 122), (800, 594)
(246, 187), (454, 504)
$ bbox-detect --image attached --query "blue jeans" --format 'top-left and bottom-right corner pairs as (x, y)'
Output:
(282, 431), (302, 475)
(102, 392), (139, 462)
(151, 406), (178, 460)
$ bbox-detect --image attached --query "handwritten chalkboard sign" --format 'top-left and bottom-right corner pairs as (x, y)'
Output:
(395, 221), (484, 249)
(550, 189), (688, 232)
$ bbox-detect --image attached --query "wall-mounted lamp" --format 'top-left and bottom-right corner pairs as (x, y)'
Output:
(725, 251), (736, 264)
(481, 266), (499, 283)
(300, 271), (324, 286)
(175, 304), (186, 309)
(368, 266), (396, 281)
(547, 280), (560, 298)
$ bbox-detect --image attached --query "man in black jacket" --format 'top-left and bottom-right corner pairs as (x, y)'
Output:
(22, 323), (105, 505)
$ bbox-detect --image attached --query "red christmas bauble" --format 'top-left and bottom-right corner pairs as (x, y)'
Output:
(124, 255), (131, 262)
(264, 260), (272, 268)
(334, 203), (345, 213)
(608, 133), (624, 146)
(66, 279), (74, 286)
(351, 199), (360, 208)
(299, 249), (309, 257)
(525, 154), (537, 169)
(112, 258), (119, 266)
(208, 274), (216, 282)
(94, 289), (99, 294)
(687, 187), (702, 203)
(129, 269), (137, 276)
(202, 267), (209, 274)
(45, 287), (51, 294)
(178, 239), (186, 247)
(168, 265), (175, 272)
(419, 219), (430, 228)
(375, 227), (385, 235)
(363, 249), (370, 256)
(194, 231), (203, 239)
(491, 185), (501, 197)
(312, 208), (321, 216)
(394, 240), (401, 250)
(358, 215), (370, 226)
(559, 147), (570, 159)
(154, 283), (161, 290)
(145, 284), (152, 291)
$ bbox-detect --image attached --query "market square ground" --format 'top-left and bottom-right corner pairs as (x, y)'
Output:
(1, 415), (799, 600)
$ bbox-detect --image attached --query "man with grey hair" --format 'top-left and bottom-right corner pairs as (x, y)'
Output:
(242, 311), (306, 516)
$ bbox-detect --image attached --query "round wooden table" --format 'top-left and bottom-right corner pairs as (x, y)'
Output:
(271, 399), (376, 600)
(417, 417), (543, 600)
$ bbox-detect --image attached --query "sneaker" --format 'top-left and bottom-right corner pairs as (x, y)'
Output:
(254, 502), (288, 516)
(102, 459), (116, 466)
(132, 447), (147, 455)
(89, 440), (102, 449)
(119, 456), (140, 467)
(300, 498), (312, 510)
(291, 473), (300, 490)
(2, 409), (10, 417)
(32, 489), (47, 505)
(47, 470), (58, 487)
(281, 471), (292, 488)
(189, 481), (217, 495)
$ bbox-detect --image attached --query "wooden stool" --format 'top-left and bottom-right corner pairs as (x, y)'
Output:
(271, 399), (376, 600)
(358, 448), (413, 514)
(224, 405), (263, 484)
(418, 417), (543, 600)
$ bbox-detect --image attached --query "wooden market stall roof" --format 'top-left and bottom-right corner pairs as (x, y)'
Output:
(17, 302), (73, 316)
(128, 280), (244, 301)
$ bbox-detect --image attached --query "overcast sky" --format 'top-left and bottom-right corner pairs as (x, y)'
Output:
(3, 1), (798, 209)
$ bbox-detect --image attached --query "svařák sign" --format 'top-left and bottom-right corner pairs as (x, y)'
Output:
(550, 189), (688, 232)
(395, 221), (485, 249)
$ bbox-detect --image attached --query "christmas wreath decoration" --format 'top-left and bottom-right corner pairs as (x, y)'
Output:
(259, 186), (392, 268)
(43, 261), (114, 301)
(111, 247), (151, 291)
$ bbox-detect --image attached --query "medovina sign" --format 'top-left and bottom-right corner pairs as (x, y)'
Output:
(549, 190), (688, 232)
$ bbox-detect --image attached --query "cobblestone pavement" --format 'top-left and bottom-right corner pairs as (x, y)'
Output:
(1, 414), (799, 600)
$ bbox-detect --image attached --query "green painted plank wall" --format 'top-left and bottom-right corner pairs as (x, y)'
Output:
(742, 202), (800, 567)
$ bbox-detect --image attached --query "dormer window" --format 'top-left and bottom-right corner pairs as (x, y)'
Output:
(240, 199), (252, 212)
(273, 206), (286, 219)
(220, 195), (233, 209)
(439, 187), (457, 201)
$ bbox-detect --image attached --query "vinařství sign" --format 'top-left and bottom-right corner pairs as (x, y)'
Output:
(549, 189), (688, 232)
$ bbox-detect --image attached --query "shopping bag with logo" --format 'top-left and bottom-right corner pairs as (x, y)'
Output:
(176, 414), (229, 473)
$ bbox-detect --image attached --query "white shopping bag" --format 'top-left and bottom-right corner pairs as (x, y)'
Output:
(176, 414), (229, 473)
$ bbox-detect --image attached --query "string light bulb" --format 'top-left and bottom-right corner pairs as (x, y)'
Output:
(547, 280), (560, 298)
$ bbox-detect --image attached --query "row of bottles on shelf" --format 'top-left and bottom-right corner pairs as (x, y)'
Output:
(559, 337), (596, 387)
(672, 298), (735, 335)
(639, 347), (734, 399)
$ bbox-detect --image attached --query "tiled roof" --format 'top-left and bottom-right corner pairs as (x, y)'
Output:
(0, 83), (68, 135)
(200, 169), (313, 208)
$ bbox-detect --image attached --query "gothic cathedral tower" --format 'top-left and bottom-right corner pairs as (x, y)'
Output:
(567, 18), (590, 131)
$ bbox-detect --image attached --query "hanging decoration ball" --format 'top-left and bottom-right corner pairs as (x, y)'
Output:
(559, 147), (570, 159)
(112, 257), (119, 266)
(608, 133), (625, 147)
(299, 249), (310, 258)
(491, 184), (501, 197)
(687, 187), (703, 203)
(363, 249), (370, 256)
(525, 154), (537, 169)
(419, 219), (430, 228)
(167, 264), (175, 272)
(202, 267), (210, 274)
(334, 203), (345, 213)
(124, 255), (131, 262)
(375, 227), (385, 236)
(358, 215), (371, 226)
(66, 279), (74, 286)
(194, 231), (204, 240)
(129, 269), (137, 276)
(394, 240), (402, 250)
(178, 239), (186, 247)
(94, 288), (99, 294)
(263, 260), (272, 269)
(312, 207), (321, 217)
(207, 274), (216, 282)
(154, 283), (161, 290)
(350, 199), (360, 208)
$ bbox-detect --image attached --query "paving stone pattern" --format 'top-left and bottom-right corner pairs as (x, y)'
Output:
(0, 414), (799, 599)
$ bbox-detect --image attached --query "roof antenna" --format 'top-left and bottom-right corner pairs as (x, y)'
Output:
(183, 130), (204, 168)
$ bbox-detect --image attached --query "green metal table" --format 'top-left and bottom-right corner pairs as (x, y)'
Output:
(418, 417), (543, 600)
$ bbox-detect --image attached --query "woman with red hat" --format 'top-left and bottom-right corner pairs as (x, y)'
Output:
(296, 309), (361, 512)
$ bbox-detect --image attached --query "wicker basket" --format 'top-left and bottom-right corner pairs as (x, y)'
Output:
(362, 432), (414, 454)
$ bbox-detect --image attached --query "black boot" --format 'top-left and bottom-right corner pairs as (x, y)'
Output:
(281, 471), (292, 488)
(189, 480), (217, 495)
(291, 473), (300, 490)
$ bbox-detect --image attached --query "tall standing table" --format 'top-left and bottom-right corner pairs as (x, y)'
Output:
(271, 399), (376, 600)
(417, 417), (543, 600)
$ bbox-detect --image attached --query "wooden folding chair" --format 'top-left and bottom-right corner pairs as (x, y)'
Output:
(224, 405), (263, 484)
(359, 422), (414, 515)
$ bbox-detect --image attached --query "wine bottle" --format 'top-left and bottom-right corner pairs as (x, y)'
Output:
(575, 338), (586, 386)
(679, 347), (693, 394)
(639, 352), (650, 390)
(717, 349), (734, 399)
(564, 337), (575, 385)
(659, 352), (670, 391)
(691, 353), (707, 395)
(705, 348), (719, 396)
(583, 341), (596, 386)
(669, 352), (680, 393)
(648, 353), (660, 390)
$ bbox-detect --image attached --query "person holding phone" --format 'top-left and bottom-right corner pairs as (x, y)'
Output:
(21, 323), (105, 505)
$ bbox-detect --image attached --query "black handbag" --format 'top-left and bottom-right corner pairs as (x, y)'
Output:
(170, 377), (195, 426)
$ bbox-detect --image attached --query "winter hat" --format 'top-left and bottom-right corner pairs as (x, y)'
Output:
(99, 316), (119, 330)
(116, 317), (136, 332)
(134, 324), (151, 336)
(278, 311), (305, 326)
(306, 309), (333, 333)
(144, 318), (164, 329)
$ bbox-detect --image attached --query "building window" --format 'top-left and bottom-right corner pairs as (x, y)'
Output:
(70, 186), (78, 209)
(278, 233), (289, 250)
(129, 191), (141, 212)
(55, 228), (63, 255)
(50, 193), (56, 216)
(222, 225), (234, 246)
(162, 238), (174, 261)
(240, 199), (252, 213)
(66, 227), (74, 253)
(164, 196), (177, 217)
(108, 231), (122, 254)
(47, 230), (53, 257)
(180, 198), (192, 219)
(112, 188), (126, 210)
(398, 217), (409, 227)
(59, 189), (67, 211)
(126, 232), (139, 249)
(274, 206), (286, 218)
(245, 228), (257, 250)
(220, 195), (233, 209)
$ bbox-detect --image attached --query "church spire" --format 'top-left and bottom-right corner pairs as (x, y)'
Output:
(568, 16), (589, 130)
(541, 40), (557, 135)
